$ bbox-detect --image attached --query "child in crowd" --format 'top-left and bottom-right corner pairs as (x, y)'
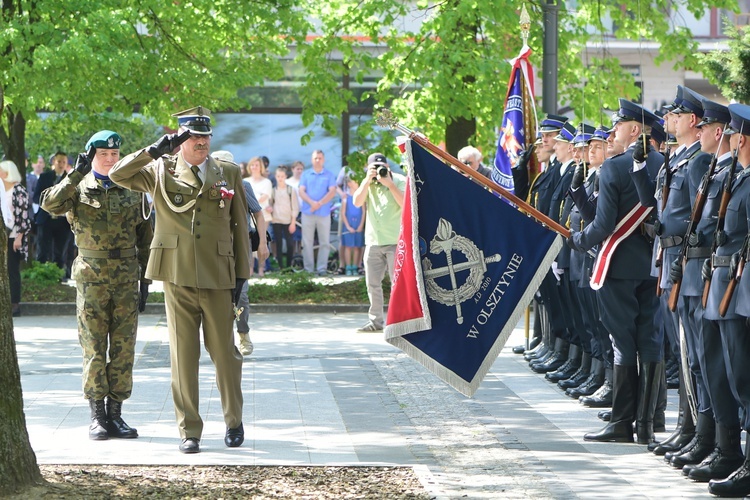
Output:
(340, 177), (365, 275)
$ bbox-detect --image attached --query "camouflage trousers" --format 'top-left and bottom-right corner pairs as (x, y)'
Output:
(76, 280), (139, 401)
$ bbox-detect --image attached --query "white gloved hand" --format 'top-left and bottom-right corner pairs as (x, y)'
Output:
(551, 261), (564, 282)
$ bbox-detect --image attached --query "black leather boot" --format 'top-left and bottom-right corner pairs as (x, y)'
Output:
(559, 352), (591, 389)
(669, 413), (715, 468)
(653, 362), (667, 433)
(708, 439), (750, 497)
(636, 360), (663, 445)
(546, 345), (581, 382)
(106, 397), (139, 439)
(531, 338), (569, 373)
(567, 358), (603, 398)
(89, 399), (109, 441)
(652, 370), (695, 455)
(583, 364), (637, 442)
(687, 423), (744, 482)
(579, 367), (613, 407)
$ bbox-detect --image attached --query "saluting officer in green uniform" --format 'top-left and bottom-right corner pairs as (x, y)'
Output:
(41, 130), (153, 441)
(110, 107), (258, 454)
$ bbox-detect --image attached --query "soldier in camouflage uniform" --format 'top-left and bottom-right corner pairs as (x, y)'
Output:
(41, 130), (153, 441)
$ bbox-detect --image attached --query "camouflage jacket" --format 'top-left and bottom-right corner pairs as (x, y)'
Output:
(40, 170), (152, 285)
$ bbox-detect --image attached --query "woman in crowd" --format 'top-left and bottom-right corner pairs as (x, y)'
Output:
(244, 156), (274, 276)
(0, 160), (32, 316)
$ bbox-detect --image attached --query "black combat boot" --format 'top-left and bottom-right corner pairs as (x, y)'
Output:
(567, 358), (603, 398)
(583, 364), (637, 442)
(708, 439), (750, 497)
(546, 344), (581, 382)
(89, 399), (109, 441)
(636, 360), (663, 445)
(531, 338), (569, 374)
(579, 366), (613, 407)
(669, 413), (715, 468)
(559, 352), (591, 389)
(652, 369), (695, 455)
(687, 423), (744, 482)
(106, 397), (138, 439)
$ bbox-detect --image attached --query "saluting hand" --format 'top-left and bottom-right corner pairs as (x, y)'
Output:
(147, 130), (191, 159)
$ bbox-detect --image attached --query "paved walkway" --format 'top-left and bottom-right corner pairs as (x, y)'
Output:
(14, 311), (718, 499)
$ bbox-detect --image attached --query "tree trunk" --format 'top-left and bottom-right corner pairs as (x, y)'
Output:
(0, 228), (43, 492)
(0, 110), (28, 186)
(445, 115), (476, 158)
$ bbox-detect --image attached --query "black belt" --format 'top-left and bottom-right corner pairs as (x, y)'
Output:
(712, 255), (732, 267)
(685, 246), (712, 260)
(78, 248), (137, 259)
(660, 235), (683, 248)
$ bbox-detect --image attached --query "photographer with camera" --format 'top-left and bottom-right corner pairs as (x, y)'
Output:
(352, 153), (406, 332)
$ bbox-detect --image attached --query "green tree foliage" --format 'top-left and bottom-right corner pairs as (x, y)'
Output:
(296, 0), (738, 159)
(698, 23), (750, 103)
(0, 0), (307, 170)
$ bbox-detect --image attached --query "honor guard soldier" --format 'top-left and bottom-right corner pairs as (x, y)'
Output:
(570, 99), (663, 444)
(633, 86), (712, 451)
(41, 131), (153, 441)
(524, 115), (569, 367)
(702, 103), (750, 498)
(546, 123), (597, 386)
(563, 127), (613, 402)
(110, 107), (261, 454)
(669, 98), (745, 483)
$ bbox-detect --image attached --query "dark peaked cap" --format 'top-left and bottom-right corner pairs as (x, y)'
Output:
(724, 103), (750, 136)
(539, 114), (568, 132)
(697, 99), (731, 127)
(663, 85), (684, 113)
(673, 86), (705, 118)
(612, 98), (659, 128)
(172, 106), (213, 135)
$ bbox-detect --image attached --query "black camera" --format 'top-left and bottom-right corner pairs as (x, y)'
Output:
(377, 166), (389, 178)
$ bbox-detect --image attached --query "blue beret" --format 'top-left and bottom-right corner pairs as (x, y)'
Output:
(86, 130), (122, 150)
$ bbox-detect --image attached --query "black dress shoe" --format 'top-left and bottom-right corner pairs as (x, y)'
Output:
(225, 422), (244, 448)
(179, 438), (200, 454)
(512, 345), (526, 354)
(598, 410), (611, 421)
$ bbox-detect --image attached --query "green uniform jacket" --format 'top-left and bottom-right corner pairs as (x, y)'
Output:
(109, 149), (251, 288)
(40, 170), (152, 284)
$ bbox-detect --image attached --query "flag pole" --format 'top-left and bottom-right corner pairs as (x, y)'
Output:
(375, 110), (571, 239)
(520, 4), (533, 350)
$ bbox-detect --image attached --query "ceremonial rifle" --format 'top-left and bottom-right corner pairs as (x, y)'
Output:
(702, 147), (740, 307)
(668, 134), (724, 311)
(719, 234), (750, 317)
(655, 140), (672, 296)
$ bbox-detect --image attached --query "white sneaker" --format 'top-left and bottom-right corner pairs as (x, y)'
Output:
(238, 333), (254, 356)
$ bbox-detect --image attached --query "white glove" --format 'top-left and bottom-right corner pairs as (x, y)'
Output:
(551, 261), (564, 282)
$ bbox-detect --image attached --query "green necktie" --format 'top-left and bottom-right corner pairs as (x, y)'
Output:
(191, 165), (203, 187)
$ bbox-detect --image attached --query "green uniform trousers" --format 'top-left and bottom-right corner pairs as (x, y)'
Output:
(77, 280), (139, 401)
(163, 282), (243, 439)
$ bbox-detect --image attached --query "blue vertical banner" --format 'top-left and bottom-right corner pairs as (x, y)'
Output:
(493, 47), (537, 195)
(385, 140), (562, 397)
